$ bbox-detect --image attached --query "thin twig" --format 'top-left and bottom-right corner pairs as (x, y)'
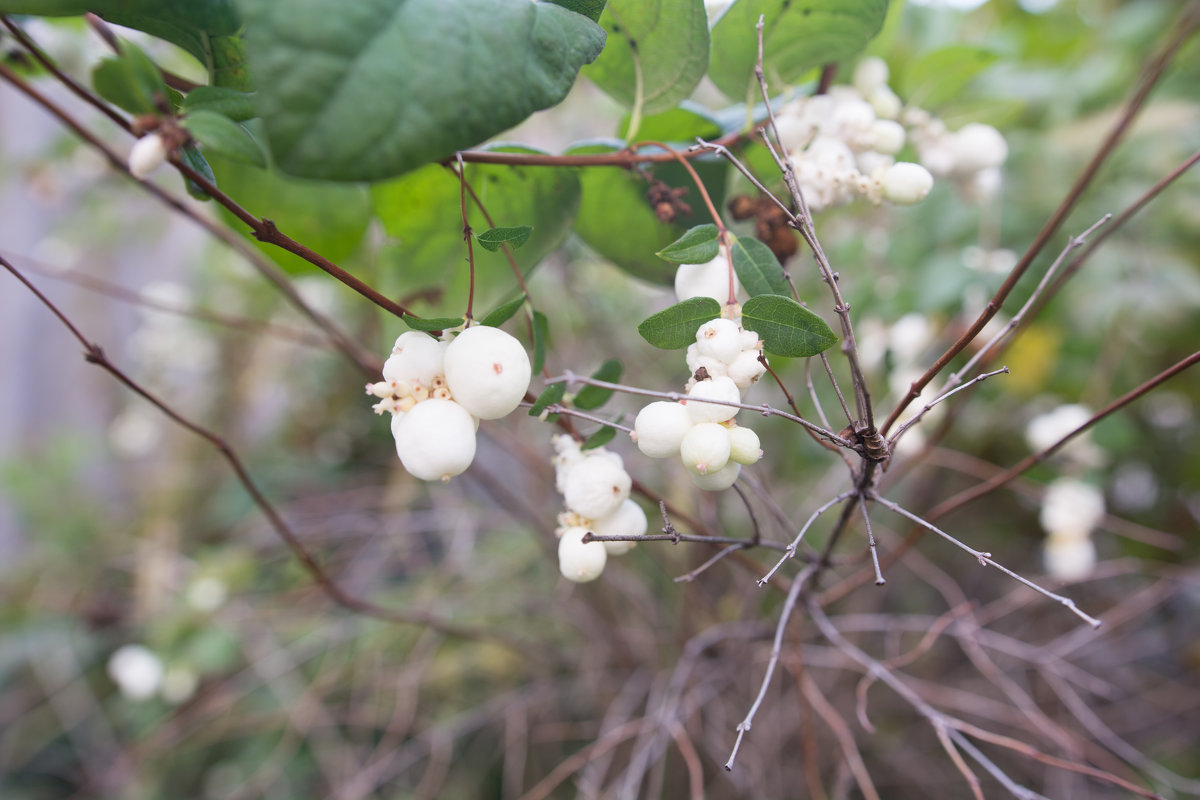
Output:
(858, 495), (885, 586)
(889, 367), (1010, 445)
(759, 491), (855, 586)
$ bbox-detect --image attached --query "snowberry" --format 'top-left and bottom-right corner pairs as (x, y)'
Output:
(591, 499), (648, 555)
(1043, 535), (1096, 582)
(949, 123), (1008, 174)
(870, 120), (906, 155)
(391, 398), (477, 481)
(728, 425), (762, 465)
(633, 401), (693, 458)
(695, 318), (743, 364)
(443, 325), (531, 420)
(882, 162), (934, 205)
(680, 422), (732, 476)
(853, 57), (889, 95)
(1025, 404), (1092, 452)
(129, 133), (167, 179)
(562, 453), (631, 519)
(727, 349), (767, 392)
(1039, 478), (1105, 537)
(684, 344), (730, 381)
(685, 376), (741, 424)
(558, 526), (607, 583)
(107, 644), (164, 701)
(867, 86), (902, 120)
(675, 249), (747, 304)
(383, 331), (446, 388)
(690, 461), (741, 491)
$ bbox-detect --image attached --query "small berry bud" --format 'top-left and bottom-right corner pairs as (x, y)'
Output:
(128, 133), (167, 179)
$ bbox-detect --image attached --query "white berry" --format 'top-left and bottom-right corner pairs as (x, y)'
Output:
(680, 422), (732, 476)
(443, 325), (531, 420)
(674, 249), (747, 304)
(727, 349), (767, 391)
(695, 318), (743, 364)
(686, 376), (741, 424)
(592, 499), (647, 555)
(690, 461), (741, 491)
(949, 123), (1008, 174)
(633, 401), (692, 458)
(728, 426), (762, 465)
(1043, 535), (1096, 582)
(870, 120), (906, 155)
(853, 57), (889, 95)
(383, 331), (446, 388)
(562, 454), (631, 519)
(882, 162), (934, 205)
(391, 399), (476, 481)
(558, 526), (607, 583)
(1039, 478), (1105, 537)
(129, 133), (167, 179)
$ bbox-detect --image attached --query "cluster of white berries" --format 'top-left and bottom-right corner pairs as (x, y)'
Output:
(772, 57), (1007, 211)
(633, 312), (765, 492)
(551, 435), (647, 583)
(366, 325), (531, 482)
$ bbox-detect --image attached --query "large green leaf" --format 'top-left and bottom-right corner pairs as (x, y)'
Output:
(207, 154), (373, 274)
(900, 45), (998, 110)
(730, 235), (789, 297)
(709, 0), (889, 103)
(237, 0), (606, 181)
(584, 0), (709, 136)
(637, 297), (720, 349)
(741, 294), (836, 358)
(657, 224), (719, 264)
(0, 0), (241, 65)
(371, 146), (581, 318)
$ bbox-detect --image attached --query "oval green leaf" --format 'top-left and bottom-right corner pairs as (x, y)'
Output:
(238, 0), (605, 181)
(479, 294), (528, 328)
(574, 358), (622, 410)
(185, 110), (266, 167)
(731, 235), (789, 297)
(476, 226), (533, 253)
(581, 425), (619, 450)
(657, 224), (720, 264)
(637, 297), (721, 350)
(741, 295), (837, 358)
(529, 382), (566, 417)
(402, 314), (464, 332)
(532, 310), (549, 374)
(183, 86), (257, 121)
(901, 45), (998, 111)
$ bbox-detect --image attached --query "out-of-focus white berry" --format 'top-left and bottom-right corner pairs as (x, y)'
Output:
(391, 399), (477, 481)
(685, 376), (741, 423)
(889, 312), (933, 364)
(1039, 478), (1105, 537)
(563, 454), (631, 519)
(727, 349), (766, 391)
(1025, 404), (1092, 453)
(680, 422), (732, 476)
(882, 162), (934, 205)
(853, 57), (890, 95)
(870, 120), (906, 154)
(129, 133), (167, 178)
(690, 461), (741, 491)
(831, 99), (876, 142)
(443, 325), (531, 420)
(868, 86), (902, 120)
(695, 318), (742, 364)
(1043, 535), (1096, 582)
(161, 665), (199, 704)
(383, 331), (446, 388)
(108, 644), (164, 701)
(186, 576), (227, 612)
(592, 499), (648, 555)
(728, 426), (762, 465)
(558, 526), (607, 583)
(633, 401), (692, 458)
(949, 123), (1008, 174)
(968, 166), (1004, 201)
(675, 249), (747, 304)
(806, 135), (856, 169)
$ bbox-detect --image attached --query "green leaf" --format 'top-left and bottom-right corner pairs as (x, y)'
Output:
(709, 0), (889, 102)
(532, 310), (549, 374)
(545, 0), (607, 22)
(741, 295), (837, 358)
(238, 0), (605, 181)
(581, 425), (618, 450)
(476, 226), (533, 253)
(206, 153), (372, 275)
(91, 41), (166, 114)
(574, 359), (622, 410)
(585, 0), (710, 135)
(179, 145), (216, 201)
(528, 382), (566, 416)
(185, 110), (265, 167)
(372, 146), (579, 317)
(657, 224), (720, 264)
(616, 105), (722, 143)
(730, 235), (789, 297)
(183, 86), (257, 121)
(479, 294), (528, 328)
(637, 297), (721, 350)
(402, 314), (463, 332)
(901, 45), (998, 110)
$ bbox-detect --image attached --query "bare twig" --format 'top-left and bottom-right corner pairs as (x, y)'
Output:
(759, 491), (855, 586)
(889, 367), (1010, 445)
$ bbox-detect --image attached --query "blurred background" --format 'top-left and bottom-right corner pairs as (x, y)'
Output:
(1, 0), (1198, 797)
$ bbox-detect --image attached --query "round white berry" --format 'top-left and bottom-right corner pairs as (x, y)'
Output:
(727, 349), (767, 392)
(1043, 535), (1096, 582)
(633, 401), (692, 458)
(391, 398), (477, 481)
(690, 461), (741, 491)
(129, 133), (167, 179)
(443, 325), (531, 420)
(562, 454), (631, 519)
(949, 123), (1008, 174)
(107, 644), (164, 701)
(592, 499), (648, 555)
(853, 57), (889, 95)
(675, 250), (747, 304)
(882, 162), (934, 205)
(868, 86), (902, 120)
(1039, 478), (1105, 537)
(383, 331), (446, 388)
(870, 120), (906, 155)
(728, 426), (762, 465)
(558, 526), (607, 583)
(686, 376), (741, 424)
(695, 318), (742, 364)
(680, 422), (732, 476)
(1025, 404), (1093, 453)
